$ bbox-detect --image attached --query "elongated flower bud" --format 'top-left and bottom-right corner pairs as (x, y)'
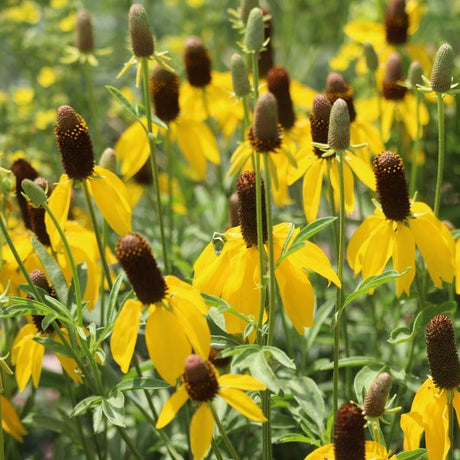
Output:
(408, 61), (424, 88)
(374, 151), (410, 221)
(150, 65), (180, 123)
(364, 372), (392, 418)
(129, 3), (154, 57)
(334, 402), (365, 460)
(310, 94), (332, 158)
(431, 43), (454, 93)
(27, 177), (51, 246)
(324, 72), (356, 122)
(184, 36), (211, 87)
(382, 52), (407, 100)
(55, 105), (94, 180)
(426, 314), (460, 390)
(231, 53), (251, 97)
(363, 42), (378, 72)
(115, 233), (167, 305)
(237, 170), (267, 247)
(328, 98), (350, 151)
(76, 9), (94, 53)
(183, 354), (219, 402)
(245, 7), (264, 52)
(99, 148), (117, 173)
(248, 92), (282, 153)
(267, 66), (295, 130)
(385, 0), (408, 45)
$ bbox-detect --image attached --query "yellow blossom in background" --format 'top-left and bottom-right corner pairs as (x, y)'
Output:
(50, 0), (69, 8)
(35, 109), (56, 130)
(4, 1), (41, 24)
(13, 87), (34, 106)
(37, 66), (58, 88)
(59, 12), (76, 32)
(186, 0), (204, 7)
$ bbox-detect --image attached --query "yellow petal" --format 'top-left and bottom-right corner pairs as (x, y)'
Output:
(329, 159), (355, 215)
(456, 240), (460, 295)
(110, 299), (142, 373)
(393, 222), (416, 297)
(219, 388), (267, 422)
(380, 99), (395, 142)
(344, 152), (376, 191)
(1, 396), (27, 442)
(218, 373), (266, 391)
(156, 385), (189, 429)
(302, 159), (325, 223)
(190, 404), (214, 460)
(343, 20), (385, 45)
(228, 143), (252, 177)
(304, 443), (334, 459)
(145, 307), (191, 385)
(88, 166), (132, 236)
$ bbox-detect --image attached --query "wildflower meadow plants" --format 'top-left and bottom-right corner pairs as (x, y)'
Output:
(2, 0), (460, 459)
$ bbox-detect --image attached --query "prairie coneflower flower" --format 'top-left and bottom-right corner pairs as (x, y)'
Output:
(347, 151), (455, 296)
(156, 354), (266, 460)
(45, 106), (132, 248)
(305, 402), (396, 459)
(110, 233), (210, 385)
(401, 314), (460, 460)
(193, 171), (340, 336)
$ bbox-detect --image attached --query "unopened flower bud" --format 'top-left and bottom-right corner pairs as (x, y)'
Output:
(364, 372), (392, 418)
(29, 269), (58, 332)
(231, 53), (251, 97)
(150, 65), (180, 122)
(76, 9), (94, 53)
(310, 94), (332, 158)
(363, 42), (378, 72)
(21, 178), (48, 208)
(184, 36), (211, 87)
(426, 314), (460, 390)
(408, 61), (424, 88)
(129, 3), (154, 58)
(267, 66), (295, 130)
(244, 7), (264, 52)
(99, 148), (117, 173)
(431, 43), (454, 93)
(374, 151), (410, 221)
(382, 52), (407, 100)
(328, 98), (350, 151)
(334, 402), (365, 460)
(324, 72), (356, 122)
(385, 0), (409, 45)
(183, 354), (219, 402)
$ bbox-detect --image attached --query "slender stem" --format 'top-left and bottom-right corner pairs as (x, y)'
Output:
(0, 392), (4, 460)
(165, 128), (174, 253)
(409, 90), (421, 196)
(141, 58), (170, 273)
(81, 180), (113, 292)
(83, 60), (101, 155)
(251, 52), (260, 103)
(211, 439), (225, 460)
(434, 92), (446, 216)
(209, 402), (240, 460)
(116, 426), (142, 460)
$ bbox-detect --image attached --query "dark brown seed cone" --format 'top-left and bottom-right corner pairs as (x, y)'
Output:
(183, 354), (219, 402)
(76, 9), (94, 53)
(237, 171), (267, 247)
(334, 402), (366, 460)
(11, 159), (39, 229)
(364, 372), (392, 418)
(150, 65), (180, 123)
(323, 72), (356, 122)
(310, 94), (332, 158)
(426, 314), (460, 390)
(431, 43), (454, 93)
(28, 177), (51, 247)
(184, 36), (212, 88)
(55, 105), (94, 181)
(374, 151), (410, 221)
(258, 7), (274, 78)
(115, 233), (167, 305)
(385, 0), (409, 45)
(382, 52), (407, 100)
(134, 161), (152, 185)
(248, 92), (283, 153)
(267, 66), (295, 130)
(29, 269), (58, 333)
(129, 3), (154, 58)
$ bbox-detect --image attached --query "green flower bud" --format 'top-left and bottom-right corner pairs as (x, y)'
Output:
(244, 7), (264, 52)
(231, 53), (251, 97)
(21, 178), (48, 208)
(363, 42), (378, 72)
(99, 148), (117, 173)
(431, 43), (454, 93)
(328, 98), (350, 151)
(129, 3), (154, 58)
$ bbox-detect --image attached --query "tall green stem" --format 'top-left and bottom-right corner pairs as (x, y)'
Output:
(433, 92), (446, 216)
(210, 402), (240, 460)
(83, 60), (101, 155)
(409, 91), (422, 196)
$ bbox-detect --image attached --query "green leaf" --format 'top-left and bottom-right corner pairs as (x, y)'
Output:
(101, 391), (126, 427)
(318, 356), (386, 371)
(106, 85), (142, 123)
(70, 396), (102, 417)
(116, 377), (170, 392)
(67, 262), (87, 309)
(263, 346), (296, 369)
(106, 274), (125, 324)
(342, 269), (408, 309)
(93, 404), (104, 433)
(304, 299), (335, 352)
(33, 336), (75, 359)
(275, 433), (313, 444)
(396, 449), (428, 460)
(31, 237), (68, 304)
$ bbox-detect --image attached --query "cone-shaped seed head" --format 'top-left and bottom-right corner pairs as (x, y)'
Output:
(29, 269), (57, 332)
(385, 0), (409, 45)
(184, 36), (212, 87)
(334, 402), (366, 460)
(76, 9), (94, 53)
(267, 65), (295, 130)
(328, 98), (350, 151)
(231, 53), (252, 97)
(363, 42), (378, 72)
(431, 43), (454, 93)
(150, 65), (180, 122)
(115, 233), (167, 305)
(245, 7), (264, 52)
(324, 72), (356, 122)
(55, 105), (94, 180)
(364, 372), (392, 418)
(183, 354), (219, 402)
(129, 3), (154, 58)
(382, 52), (407, 100)
(310, 94), (332, 158)
(426, 314), (460, 390)
(237, 170), (267, 247)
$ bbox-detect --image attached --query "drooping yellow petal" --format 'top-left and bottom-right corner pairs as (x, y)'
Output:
(54, 329), (83, 385)
(344, 151), (376, 191)
(393, 222), (416, 297)
(190, 403), (214, 460)
(304, 443), (334, 459)
(399, 94), (429, 140)
(88, 165), (132, 236)
(156, 385), (189, 429)
(380, 99), (395, 142)
(145, 306), (191, 385)
(218, 373), (267, 391)
(1, 396), (27, 442)
(302, 159), (325, 223)
(329, 158), (355, 215)
(110, 299), (142, 373)
(228, 143), (252, 177)
(218, 388), (267, 422)
(45, 176), (72, 250)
